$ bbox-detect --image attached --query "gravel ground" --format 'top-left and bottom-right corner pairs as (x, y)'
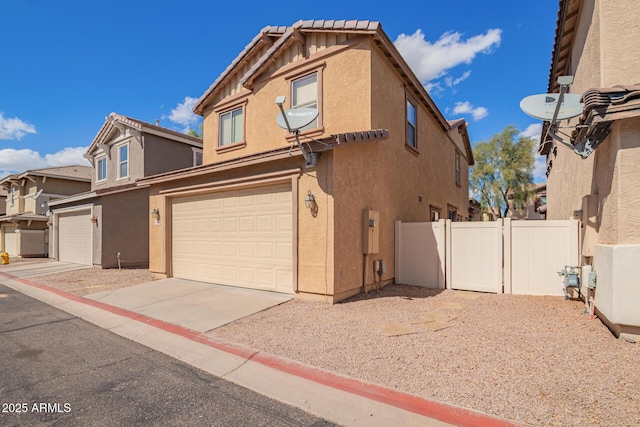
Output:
(15, 263), (640, 427)
(29, 265), (158, 296)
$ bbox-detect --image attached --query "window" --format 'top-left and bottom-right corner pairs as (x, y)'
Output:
(292, 72), (318, 130)
(448, 206), (458, 221)
(117, 144), (129, 179)
(407, 99), (417, 148)
(430, 206), (441, 222)
(455, 151), (461, 186)
(10, 184), (16, 206)
(193, 149), (203, 166)
(219, 107), (244, 146)
(96, 157), (107, 182)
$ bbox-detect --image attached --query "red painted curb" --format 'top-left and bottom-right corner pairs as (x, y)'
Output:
(0, 271), (528, 427)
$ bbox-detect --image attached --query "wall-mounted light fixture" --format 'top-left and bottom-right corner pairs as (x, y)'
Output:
(304, 190), (318, 217)
(90, 215), (98, 223)
(151, 208), (160, 225)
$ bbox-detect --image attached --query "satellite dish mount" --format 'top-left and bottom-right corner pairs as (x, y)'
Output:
(520, 76), (593, 158)
(275, 96), (320, 168)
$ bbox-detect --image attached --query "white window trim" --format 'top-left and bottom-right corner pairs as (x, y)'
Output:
(96, 156), (107, 182)
(116, 141), (130, 180)
(406, 97), (418, 150)
(192, 148), (203, 166)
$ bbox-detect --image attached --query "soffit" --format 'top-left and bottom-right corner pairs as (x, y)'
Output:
(548, 0), (583, 93)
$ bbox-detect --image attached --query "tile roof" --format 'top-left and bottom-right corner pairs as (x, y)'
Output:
(0, 166), (93, 184)
(86, 112), (202, 156)
(571, 83), (640, 146)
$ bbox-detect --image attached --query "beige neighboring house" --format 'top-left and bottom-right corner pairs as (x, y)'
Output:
(541, 0), (640, 338)
(139, 20), (473, 303)
(507, 183), (546, 220)
(0, 188), (6, 216)
(48, 113), (203, 268)
(0, 166), (92, 257)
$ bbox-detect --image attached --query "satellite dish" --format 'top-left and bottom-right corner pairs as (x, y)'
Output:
(276, 108), (319, 132)
(520, 93), (584, 121)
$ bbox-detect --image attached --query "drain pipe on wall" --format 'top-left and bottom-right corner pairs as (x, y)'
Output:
(117, 252), (121, 270)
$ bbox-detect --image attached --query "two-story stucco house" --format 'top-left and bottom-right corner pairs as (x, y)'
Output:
(0, 166), (92, 257)
(139, 20), (473, 303)
(541, 0), (640, 338)
(48, 113), (203, 268)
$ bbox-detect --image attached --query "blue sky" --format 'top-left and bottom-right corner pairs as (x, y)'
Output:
(1, 1), (558, 182)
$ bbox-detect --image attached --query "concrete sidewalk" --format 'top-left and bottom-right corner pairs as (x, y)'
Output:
(0, 266), (527, 427)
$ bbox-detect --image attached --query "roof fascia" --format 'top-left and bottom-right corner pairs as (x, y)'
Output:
(372, 27), (450, 132)
(193, 26), (282, 115)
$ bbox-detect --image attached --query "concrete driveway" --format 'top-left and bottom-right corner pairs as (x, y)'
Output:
(85, 279), (293, 332)
(1, 260), (293, 333)
(0, 259), (91, 277)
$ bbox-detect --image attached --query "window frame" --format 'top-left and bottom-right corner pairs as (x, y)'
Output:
(430, 206), (441, 222)
(455, 150), (462, 187)
(96, 156), (107, 182)
(192, 148), (203, 166)
(284, 64), (325, 140)
(216, 101), (247, 153)
(116, 142), (129, 180)
(447, 205), (458, 221)
(406, 96), (418, 150)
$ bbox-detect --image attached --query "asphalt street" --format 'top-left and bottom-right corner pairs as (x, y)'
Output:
(0, 283), (337, 427)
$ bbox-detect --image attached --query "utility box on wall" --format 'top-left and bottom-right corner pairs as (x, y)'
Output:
(362, 209), (379, 255)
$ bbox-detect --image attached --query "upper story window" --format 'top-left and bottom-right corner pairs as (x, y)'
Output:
(455, 150), (461, 186)
(407, 98), (417, 149)
(219, 106), (244, 147)
(117, 143), (129, 179)
(96, 157), (107, 182)
(292, 72), (318, 130)
(10, 184), (16, 205)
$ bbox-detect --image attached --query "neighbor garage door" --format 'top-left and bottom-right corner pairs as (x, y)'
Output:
(57, 210), (92, 265)
(2, 225), (18, 256)
(172, 183), (293, 294)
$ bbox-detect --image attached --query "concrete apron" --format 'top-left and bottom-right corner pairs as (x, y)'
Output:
(0, 260), (91, 277)
(0, 270), (526, 427)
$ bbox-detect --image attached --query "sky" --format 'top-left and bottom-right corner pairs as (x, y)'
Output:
(1, 1), (559, 182)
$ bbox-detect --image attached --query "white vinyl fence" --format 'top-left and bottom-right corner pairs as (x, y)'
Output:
(395, 219), (579, 296)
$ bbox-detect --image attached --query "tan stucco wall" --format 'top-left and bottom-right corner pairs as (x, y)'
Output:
(202, 40), (372, 166)
(547, 0), (640, 248)
(150, 35), (470, 303)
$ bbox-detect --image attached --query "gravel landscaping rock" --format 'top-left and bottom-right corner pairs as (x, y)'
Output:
(20, 265), (640, 427)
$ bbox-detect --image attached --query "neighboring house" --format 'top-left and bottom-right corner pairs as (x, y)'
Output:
(48, 113), (203, 268)
(507, 183), (546, 220)
(0, 166), (92, 257)
(541, 0), (640, 338)
(0, 188), (6, 216)
(138, 20), (473, 303)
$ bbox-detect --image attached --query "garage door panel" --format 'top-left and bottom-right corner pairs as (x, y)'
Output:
(57, 210), (92, 265)
(3, 226), (18, 255)
(172, 184), (293, 293)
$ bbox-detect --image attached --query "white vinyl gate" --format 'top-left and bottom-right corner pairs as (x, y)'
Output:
(395, 219), (579, 296)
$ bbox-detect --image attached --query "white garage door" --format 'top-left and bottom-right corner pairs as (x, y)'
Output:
(57, 210), (92, 265)
(172, 183), (293, 294)
(2, 225), (18, 255)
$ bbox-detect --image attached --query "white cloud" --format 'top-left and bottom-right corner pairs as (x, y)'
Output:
(452, 101), (489, 121)
(164, 97), (201, 132)
(394, 28), (501, 86)
(519, 123), (542, 140)
(0, 112), (36, 140)
(0, 147), (89, 175)
(445, 71), (472, 88)
(519, 123), (547, 183)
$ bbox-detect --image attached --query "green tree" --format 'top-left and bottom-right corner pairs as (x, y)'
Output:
(470, 125), (535, 218)
(187, 122), (203, 138)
